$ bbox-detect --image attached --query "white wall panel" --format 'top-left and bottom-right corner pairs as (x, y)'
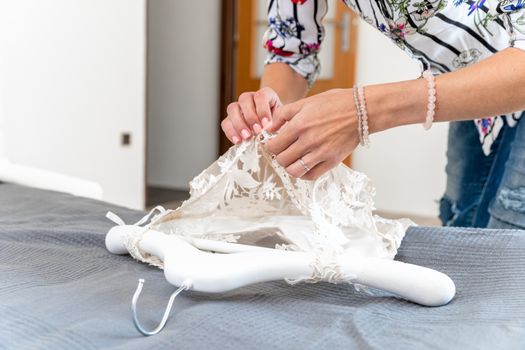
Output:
(0, 0), (147, 209)
(147, 0), (220, 190)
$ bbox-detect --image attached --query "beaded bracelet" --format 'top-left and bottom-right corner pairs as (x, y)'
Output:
(357, 84), (370, 147)
(352, 87), (364, 145)
(422, 70), (436, 130)
(352, 84), (370, 147)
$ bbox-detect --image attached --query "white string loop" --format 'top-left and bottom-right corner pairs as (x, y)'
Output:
(105, 205), (167, 227)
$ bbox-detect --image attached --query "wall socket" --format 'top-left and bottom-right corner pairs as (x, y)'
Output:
(121, 132), (131, 146)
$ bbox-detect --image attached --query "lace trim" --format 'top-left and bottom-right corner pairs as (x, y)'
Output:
(106, 207), (169, 268)
(106, 130), (414, 282)
(286, 252), (357, 285)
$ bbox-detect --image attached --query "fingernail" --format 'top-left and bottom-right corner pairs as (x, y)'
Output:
(232, 136), (240, 144)
(241, 129), (251, 139)
(261, 118), (270, 128)
(253, 123), (262, 133)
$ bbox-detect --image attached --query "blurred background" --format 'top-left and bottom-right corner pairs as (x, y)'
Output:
(0, 0), (447, 225)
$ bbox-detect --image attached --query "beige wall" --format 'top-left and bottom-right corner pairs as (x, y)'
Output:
(352, 20), (448, 218)
(146, 6), (448, 218)
(0, 0), (147, 209)
(0, 1), (447, 216)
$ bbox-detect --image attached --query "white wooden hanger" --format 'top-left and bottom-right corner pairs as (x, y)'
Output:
(106, 224), (456, 336)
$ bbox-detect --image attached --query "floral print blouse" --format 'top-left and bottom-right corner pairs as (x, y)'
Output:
(263, 0), (525, 155)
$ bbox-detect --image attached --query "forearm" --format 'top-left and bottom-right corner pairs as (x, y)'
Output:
(366, 47), (525, 133)
(260, 63), (309, 105)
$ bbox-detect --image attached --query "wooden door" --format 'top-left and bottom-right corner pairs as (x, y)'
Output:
(220, 0), (358, 166)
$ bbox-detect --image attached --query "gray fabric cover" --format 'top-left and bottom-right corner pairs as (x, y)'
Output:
(1, 183), (525, 350)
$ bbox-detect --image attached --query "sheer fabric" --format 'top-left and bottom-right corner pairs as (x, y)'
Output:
(122, 132), (414, 283)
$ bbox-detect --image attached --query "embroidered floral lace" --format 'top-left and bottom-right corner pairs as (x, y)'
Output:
(122, 132), (414, 283)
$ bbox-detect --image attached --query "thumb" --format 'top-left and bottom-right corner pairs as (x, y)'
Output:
(266, 100), (303, 133)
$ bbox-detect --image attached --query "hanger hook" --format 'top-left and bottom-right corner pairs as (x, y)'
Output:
(131, 278), (192, 336)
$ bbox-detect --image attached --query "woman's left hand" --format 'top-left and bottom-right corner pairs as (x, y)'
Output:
(264, 88), (360, 181)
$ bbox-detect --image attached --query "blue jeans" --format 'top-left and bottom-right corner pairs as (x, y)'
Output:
(440, 116), (525, 229)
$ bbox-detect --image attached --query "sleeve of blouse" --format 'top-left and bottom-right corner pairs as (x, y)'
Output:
(495, 0), (525, 50)
(263, 0), (328, 87)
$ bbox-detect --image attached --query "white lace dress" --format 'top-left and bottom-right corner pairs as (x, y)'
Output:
(120, 132), (414, 284)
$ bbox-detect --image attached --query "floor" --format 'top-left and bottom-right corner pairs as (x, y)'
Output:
(147, 187), (442, 227)
(146, 186), (189, 209)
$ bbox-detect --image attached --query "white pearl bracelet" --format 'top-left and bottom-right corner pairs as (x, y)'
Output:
(352, 87), (364, 145)
(357, 85), (370, 147)
(353, 84), (370, 147)
(422, 70), (436, 130)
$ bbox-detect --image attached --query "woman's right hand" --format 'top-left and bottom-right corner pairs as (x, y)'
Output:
(221, 87), (282, 144)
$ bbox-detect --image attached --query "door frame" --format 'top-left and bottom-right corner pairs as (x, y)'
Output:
(219, 0), (237, 155)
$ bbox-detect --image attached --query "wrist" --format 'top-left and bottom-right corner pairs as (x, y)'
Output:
(363, 78), (428, 134)
(261, 63), (308, 104)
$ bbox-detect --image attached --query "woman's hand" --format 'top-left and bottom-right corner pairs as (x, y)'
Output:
(265, 88), (359, 181)
(221, 87), (282, 144)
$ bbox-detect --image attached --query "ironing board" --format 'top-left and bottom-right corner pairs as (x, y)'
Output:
(1, 183), (524, 349)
